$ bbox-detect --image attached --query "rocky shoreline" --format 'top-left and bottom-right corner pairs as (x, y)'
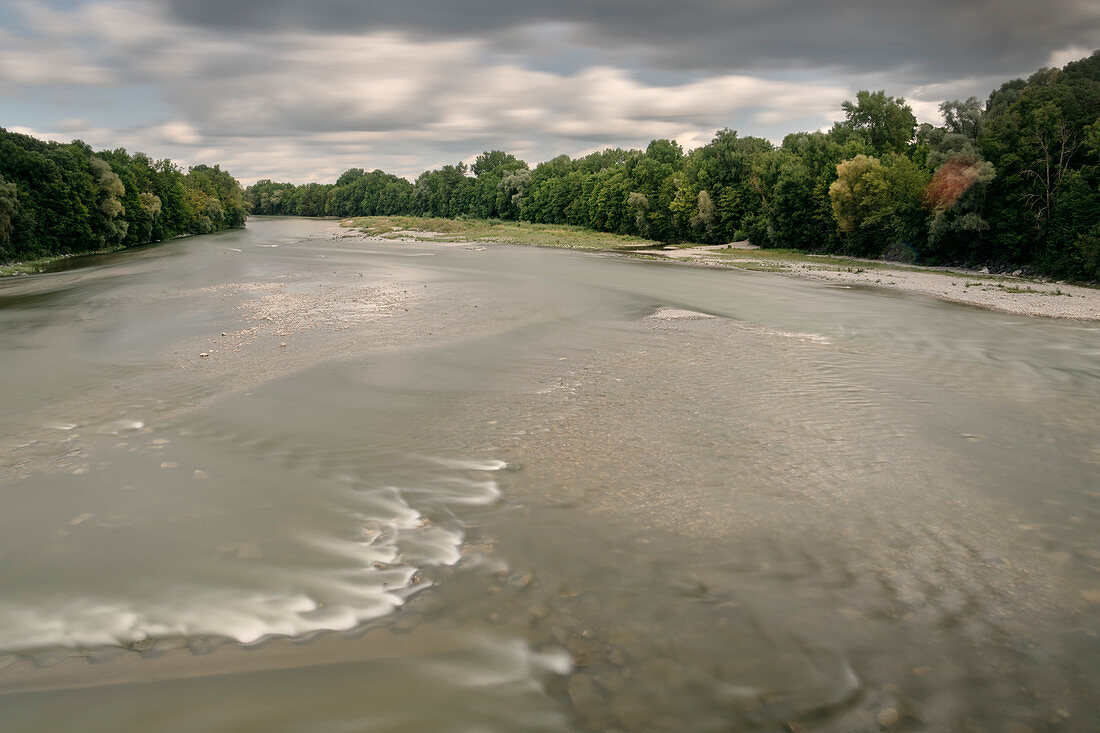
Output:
(327, 221), (1100, 321)
(640, 244), (1100, 321)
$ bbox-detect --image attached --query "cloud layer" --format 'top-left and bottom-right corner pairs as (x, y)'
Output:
(2, 0), (1098, 183)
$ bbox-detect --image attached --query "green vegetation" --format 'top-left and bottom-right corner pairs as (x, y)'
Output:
(11, 53), (1095, 282)
(0, 247), (126, 276)
(343, 215), (1025, 284)
(0, 260), (51, 276)
(0, 127), (246, 267)
(344, 216), (660, 250)
(250, 50), (1100, 283)
(670, 247), (988, 279)
(998, 284), (1068, 295)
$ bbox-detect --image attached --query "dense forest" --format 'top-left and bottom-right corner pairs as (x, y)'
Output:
(248, 51), (1100, 281)
(3, 52), (1097, 280)
(0, 128), (247, 263)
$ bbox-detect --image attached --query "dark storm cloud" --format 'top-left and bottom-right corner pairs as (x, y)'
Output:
(6, 0), (1096, 183)
(167, 0), (1100, 79)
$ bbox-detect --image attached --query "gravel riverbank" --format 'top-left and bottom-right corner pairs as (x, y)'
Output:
(643, 244), (1100, 320)
(327, 221), (1100, 321)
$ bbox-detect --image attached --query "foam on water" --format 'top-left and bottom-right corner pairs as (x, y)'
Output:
(738, 323), (832, 345)
(428, 457), (509, 471)
(102, 418), (145, 435)
(0, 458), (505, 659)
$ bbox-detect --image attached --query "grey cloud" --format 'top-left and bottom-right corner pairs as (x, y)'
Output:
(165, 0), (1100, 81)
(8, 0), (1096, 184)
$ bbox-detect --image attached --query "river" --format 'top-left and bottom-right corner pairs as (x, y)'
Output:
(0, 216), (1097, 731)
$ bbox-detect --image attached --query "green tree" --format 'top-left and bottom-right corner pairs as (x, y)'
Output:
(472, 150), (526, 177)
(980, 52), (1100, 275)
(336, 168), (366, 187)
(768, 158), (819, 250)
(0, 174), (18, 252)
(830, 154), (929, 256)
(841, 90), (917, 155)
(89, 156), (127, 247)
(922, 153), (996, 264)
(940, 97), (984, 139)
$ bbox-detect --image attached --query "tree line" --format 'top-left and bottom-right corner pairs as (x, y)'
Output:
(0, 128), (247, 263)
(248, 51), (1100, 281)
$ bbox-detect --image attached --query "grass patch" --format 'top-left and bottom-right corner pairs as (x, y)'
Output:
(704, 248), (1021, 281)
(340, 217), (1094, 291)
(729, 262), (791, 272)
(998, 284), (1069, 295)
(1, 244), (134, 278)
(343, 216), (661, 251)
(1, 254), (85, 277)
(0, 262), (46, 276)
(705, 248), (901, 272)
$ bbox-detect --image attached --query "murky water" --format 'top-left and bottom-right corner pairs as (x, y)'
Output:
(0, 217), (1097, 731)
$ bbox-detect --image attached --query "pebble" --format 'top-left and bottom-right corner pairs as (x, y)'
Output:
(126, 637), (155, 652)
(508, 571), (533, 588)
(610, 692), (651, 730)
(567, 635), (609, 667)
(876, 708), (900, 727)
(567, 671), (605, 718)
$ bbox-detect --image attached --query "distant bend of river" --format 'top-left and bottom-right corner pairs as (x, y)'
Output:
(0, 216), (1097, 731)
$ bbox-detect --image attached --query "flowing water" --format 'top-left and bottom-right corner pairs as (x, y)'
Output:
(0, 216), (1097, 731)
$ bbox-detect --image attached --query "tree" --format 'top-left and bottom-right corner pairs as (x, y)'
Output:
(1021, 102), (1081, 237)
(841, 90), (917, 155)
(335, 168), (366, 187)
(830, 154), (929, 256)
(979, 53), (1100, 274)
(767, 159), (819, 250)
(90, 156), (127, 246)
(627, 192), (650, 236)
(472, 150), (526, 177)
(940, 97), (984, 139)
(923, 154), (995, 217)
(922, 153), (996, 264)
(0, 174), (18, 251)
(135, 192), (162, 242)
(691, 189), (716, 240)
(498, 169), (531, 220)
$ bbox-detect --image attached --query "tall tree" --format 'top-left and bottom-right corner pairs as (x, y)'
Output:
(940, 97), (985, 139)
(830, 153), (929, 257)
(841, 90), (918, 155)
(0, 174), (19, 253)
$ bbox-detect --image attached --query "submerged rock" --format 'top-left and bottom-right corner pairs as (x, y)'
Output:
(876, 707), (900, 728)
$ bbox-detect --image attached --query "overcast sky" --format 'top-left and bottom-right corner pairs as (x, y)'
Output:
(1, 0), (1098, 183)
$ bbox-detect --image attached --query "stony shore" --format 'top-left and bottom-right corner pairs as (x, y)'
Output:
(639, 244), (1100, 321)
(328, 221), (1100, 321)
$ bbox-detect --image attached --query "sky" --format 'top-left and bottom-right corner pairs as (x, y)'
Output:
(1, 0), (1098, 184)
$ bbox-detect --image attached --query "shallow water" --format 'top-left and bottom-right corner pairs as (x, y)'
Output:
(0, 217), (1097, 731)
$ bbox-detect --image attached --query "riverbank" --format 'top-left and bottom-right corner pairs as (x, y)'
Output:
(641, 244), (1100, 321)
(336, 217), (1100, 321)
(0, 247), (129, 276)
(2, 216), (1096, 731)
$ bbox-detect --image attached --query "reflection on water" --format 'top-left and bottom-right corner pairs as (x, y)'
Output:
(0, 217), (1097, 731)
